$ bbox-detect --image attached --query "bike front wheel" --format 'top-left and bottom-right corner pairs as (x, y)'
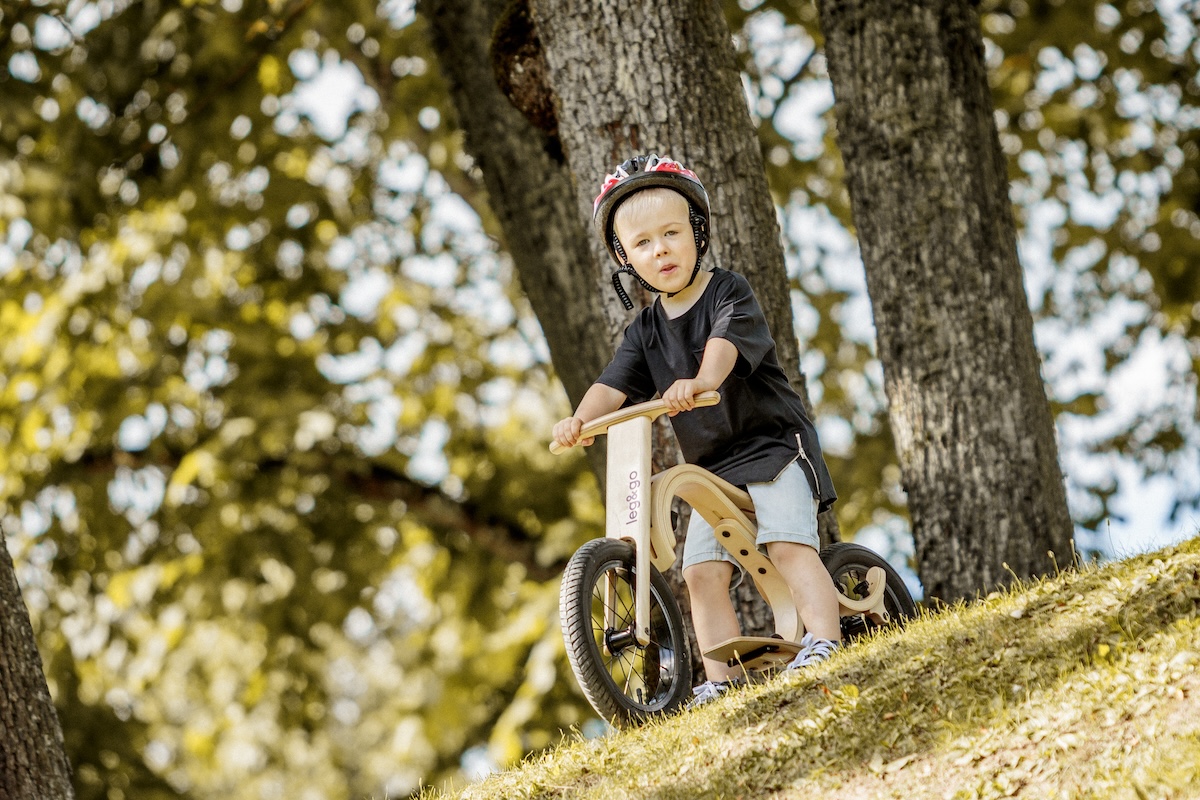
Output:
(821, 541), (917, 641)
(559, 538), (692, 726)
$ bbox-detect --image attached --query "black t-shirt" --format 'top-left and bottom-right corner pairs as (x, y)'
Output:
(597, 268), (837, 512)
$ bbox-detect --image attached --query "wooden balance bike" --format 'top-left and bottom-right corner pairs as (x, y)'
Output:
(551, 391), (916, 725)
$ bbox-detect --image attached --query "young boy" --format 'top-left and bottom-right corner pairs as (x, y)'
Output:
(552, 154), (843, 708)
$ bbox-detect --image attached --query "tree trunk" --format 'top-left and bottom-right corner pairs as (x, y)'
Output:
(525, 0), (817, 405)
(420, 0), (837, 676)
(0, 534), (75, 799)
(526, 0), (839, 552)
(815, 0), (1074, 601)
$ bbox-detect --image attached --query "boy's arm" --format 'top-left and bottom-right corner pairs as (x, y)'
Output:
(662, 337), (738, 414)
(552, 383), (628, 448)
(709, 273), (773, 378)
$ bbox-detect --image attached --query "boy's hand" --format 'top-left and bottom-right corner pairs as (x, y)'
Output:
(662, 379), (707, 415)
(552, 416), (594, 449)
(552, 384), (626, 450)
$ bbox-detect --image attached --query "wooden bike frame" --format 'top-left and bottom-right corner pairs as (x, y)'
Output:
(552, 392), (890, 668)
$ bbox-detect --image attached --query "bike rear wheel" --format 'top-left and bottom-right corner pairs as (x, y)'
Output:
(820, 542), (917, 641)
(559, 538), (692, 725)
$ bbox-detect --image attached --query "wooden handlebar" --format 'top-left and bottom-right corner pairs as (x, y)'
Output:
(549, 391), (721, 454)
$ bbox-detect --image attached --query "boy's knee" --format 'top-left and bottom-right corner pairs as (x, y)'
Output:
(766, 540), (820, 564)
(684, 559), (735, 592)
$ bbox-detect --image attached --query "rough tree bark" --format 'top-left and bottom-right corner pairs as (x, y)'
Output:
(1, 533), (75, 799)
(420, 0), (837, 668)
(524, 0), (837, 542)
(815, 0), (1074, 600)
(524, 0), (817, 419)
(417, 0), (735, 664)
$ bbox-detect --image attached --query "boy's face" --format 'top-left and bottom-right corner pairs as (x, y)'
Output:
(613, 190), (698, 295)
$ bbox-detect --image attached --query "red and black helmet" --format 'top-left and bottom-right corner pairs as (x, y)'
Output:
(593, 154), (711, 264)
(593, 154), (711, 309)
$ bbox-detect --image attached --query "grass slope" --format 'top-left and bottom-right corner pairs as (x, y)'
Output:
(432, 536), (1200, 800)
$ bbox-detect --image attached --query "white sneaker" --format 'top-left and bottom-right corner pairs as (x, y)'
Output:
(685, 680), (731, 710)
(785, 633), (839, 670)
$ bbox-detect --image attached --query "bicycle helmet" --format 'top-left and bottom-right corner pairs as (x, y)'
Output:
(593, 154), (711, 310)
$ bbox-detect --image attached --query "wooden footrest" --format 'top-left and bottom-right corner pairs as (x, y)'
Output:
(704, 636), (801, 672)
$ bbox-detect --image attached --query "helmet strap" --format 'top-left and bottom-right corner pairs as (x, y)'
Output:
(611, 260), (704, 309)
(663, 204), (706, 298)
(612, 264), (662, 310)
(665, 262), (702, 298)
(611, 236), (660, 310)
(611, 270), (635, 311)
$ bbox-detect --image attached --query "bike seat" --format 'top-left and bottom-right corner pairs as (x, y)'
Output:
(652, 464), (755, 518)
(647, 464), (757, 573)
(651, 465), (759, 549)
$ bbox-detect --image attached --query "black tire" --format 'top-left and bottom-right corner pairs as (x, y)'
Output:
(820, 542), (917, 641)
(559, 538), (692, 725)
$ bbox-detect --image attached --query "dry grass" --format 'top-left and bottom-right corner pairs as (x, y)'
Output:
(426, 535), (1200, 800)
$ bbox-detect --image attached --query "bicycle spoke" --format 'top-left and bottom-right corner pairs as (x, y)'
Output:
(601, 569), (649, 699)
(561, 540), (693, 721)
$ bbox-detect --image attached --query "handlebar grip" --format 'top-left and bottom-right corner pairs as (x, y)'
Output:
(549, 391), (721, 454)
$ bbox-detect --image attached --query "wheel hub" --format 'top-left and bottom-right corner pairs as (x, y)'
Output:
(605, 626), (637, 656)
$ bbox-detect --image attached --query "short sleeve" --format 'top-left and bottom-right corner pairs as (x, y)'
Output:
(707, 273), (774, 377)
(596, 317), (657, 403)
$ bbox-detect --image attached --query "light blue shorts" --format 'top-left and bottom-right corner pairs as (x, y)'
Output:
(681, 461), (820, 572)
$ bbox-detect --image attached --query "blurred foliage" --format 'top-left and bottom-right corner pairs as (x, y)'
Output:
(1, 0), (600, 796)
(0, 0), (1198, 796)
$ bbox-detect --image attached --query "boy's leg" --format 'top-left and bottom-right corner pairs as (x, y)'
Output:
(765, 541), (842, 642)
(682, 560), (742, 681)
(681, 509), (742, 683)
(750, 463), (842, 644)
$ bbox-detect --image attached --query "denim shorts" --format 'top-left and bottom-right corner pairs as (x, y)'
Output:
(681, 461), (820, 572)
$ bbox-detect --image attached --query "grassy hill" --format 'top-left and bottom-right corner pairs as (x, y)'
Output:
(429, 535), (1200, 799)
